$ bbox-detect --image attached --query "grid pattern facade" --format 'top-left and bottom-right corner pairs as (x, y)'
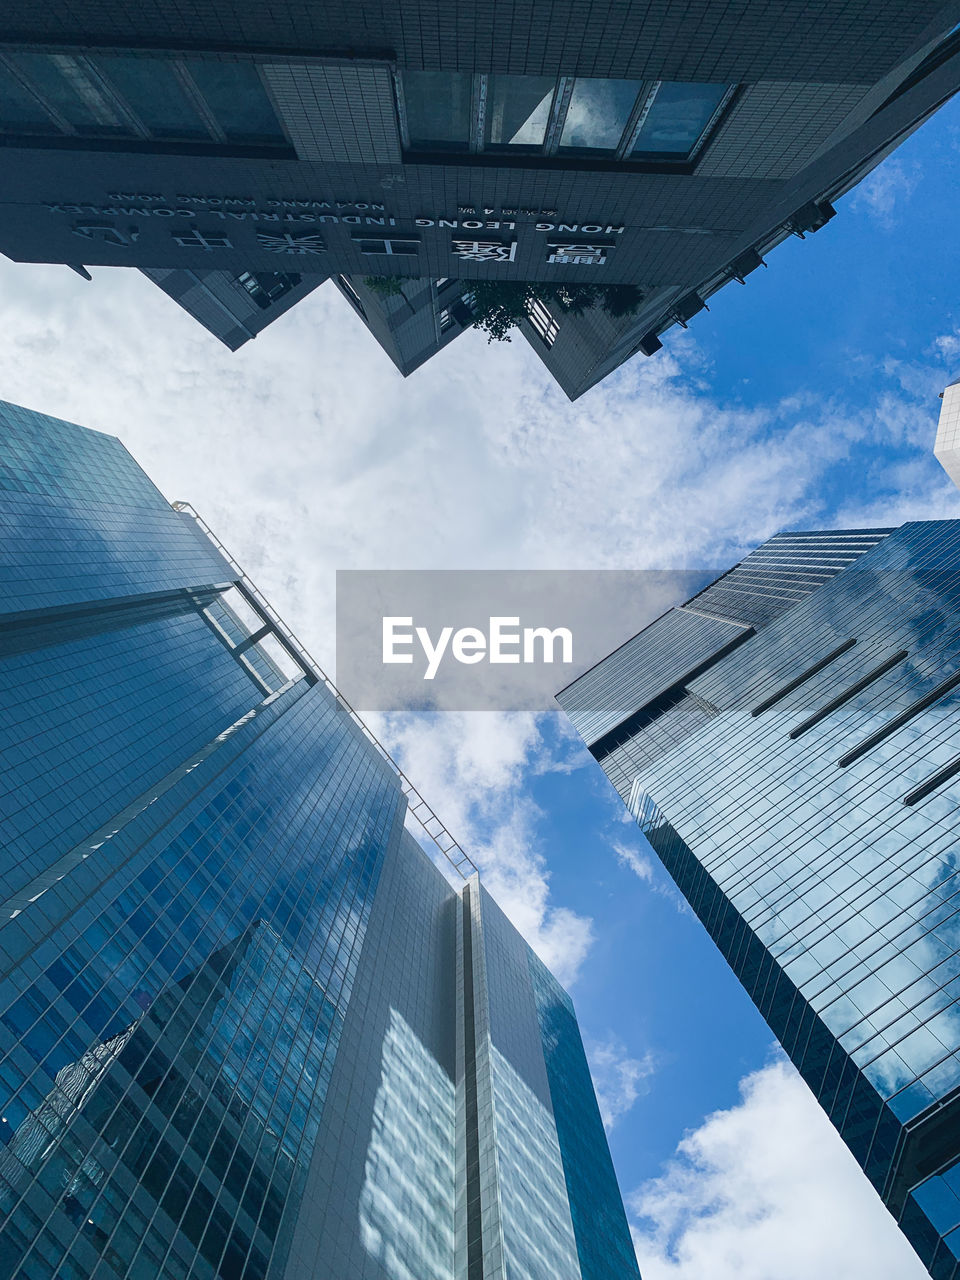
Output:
(0, 400), (638, 1279)
(562, 517), (960, 1279)
(0, 5), (956, 398)
(558, 527), (892, 800)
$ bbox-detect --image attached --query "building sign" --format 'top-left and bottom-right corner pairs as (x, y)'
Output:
(352, 234), (420, 256)
(172, 229), (233, 250)
(451, 239), (517, 264)
(47, 199), (623, 234)
(51, 191), (625, 264)
(71, 222), (139, 245)
(256, 230), (327, 254)
(546, 243), (611, 265)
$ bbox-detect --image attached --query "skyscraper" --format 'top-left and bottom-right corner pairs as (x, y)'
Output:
(0, 398), (639, 1280)
(0, 2), (958, 396)
(559, 521), (960, 1279)
(936, 377), (960, 491)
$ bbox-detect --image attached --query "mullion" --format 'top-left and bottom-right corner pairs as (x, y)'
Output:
(686, 84), (737, 163)
(170, 61), (227, 144)
(470, 73), (486, 154)
(616, 81), (660, 159)
(73, 56), (151, 140)
(391, 69), (411, 150)
(542, 75), (574, 156)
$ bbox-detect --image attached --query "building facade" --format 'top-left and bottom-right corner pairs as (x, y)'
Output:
(0, 2), (958, 395)
(559, 521), (960, 1277)
(936, 377), (960, 492)
(0, 399), (638, 1280)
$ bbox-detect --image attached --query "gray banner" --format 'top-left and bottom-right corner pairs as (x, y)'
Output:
(335, 569), (715, 711)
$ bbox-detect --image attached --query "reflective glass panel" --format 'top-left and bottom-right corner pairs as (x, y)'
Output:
(182, 59), (287, 145)
(631, 82), (728, 156)
(93, 55), (209, 140)
(0, 66), (59, 134)
(484, 75), (554, 149)
(6, 52), (133, 137)
(559, 78), (643, 153)
(401, 71), (472, 151)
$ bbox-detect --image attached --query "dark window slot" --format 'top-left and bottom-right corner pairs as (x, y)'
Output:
(788, 650), (908, 740)
(903, 754), (960, 807)
(751, 638), (857, 716)
(839, 667), (960, 768)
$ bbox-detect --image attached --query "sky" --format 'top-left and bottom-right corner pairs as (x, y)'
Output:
(2, 90), (960, 1279)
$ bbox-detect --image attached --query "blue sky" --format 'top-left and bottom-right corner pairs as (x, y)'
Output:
(1, 87), (959, 1280)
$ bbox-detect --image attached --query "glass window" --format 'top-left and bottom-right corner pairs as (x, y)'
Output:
(559, 78), (643, 153)
(6, 52), (133, 137)
(182, 59), (287, 145)
(0, 65), (59, 134)
(92, 55), (209, 140)
(631, 82), (728, 156)
(484, 75), (554, 150)
(527, 299), (558, 346)
(401, 71), (472, 151)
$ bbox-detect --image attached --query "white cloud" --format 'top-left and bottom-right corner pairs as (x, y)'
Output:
(935, 328), (960, 363)
(849, 157), (922, 230)
(377, 708), (594, 987)
(612, 837), (692, 913)
(1, 257), (955, 992)
(630, 1058), (929, 1280)
(586, 1035), (657, 1131)
(612, 838), (656, 884)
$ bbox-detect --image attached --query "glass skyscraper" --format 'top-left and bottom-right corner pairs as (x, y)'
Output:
(0, 399), (638, 1280)
(559, 522), (960, 1278)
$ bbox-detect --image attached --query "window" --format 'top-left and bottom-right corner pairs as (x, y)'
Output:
(400, 70), (473, 151)
(397, 71), (732, 164)
(236, 272), (302, 311)
(438, 307), (456, 333)
(0, 50), (290, 151)
(527, 299), (559, 347)
(630, 82), (730, 158)
(559, 79), (644, 154)
(485, 75), (555, 150)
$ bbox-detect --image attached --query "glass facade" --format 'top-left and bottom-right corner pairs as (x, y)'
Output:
(398, 70), (733, 163)
(0, 50), (289, 151)
(0, 399), (638, 1279)
(560, 520), (960, 1280)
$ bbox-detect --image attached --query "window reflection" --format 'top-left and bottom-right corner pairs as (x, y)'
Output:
(359, 1008), (455, 1280)
(92, 55), (209, 140)
(632, 82), (729, 156)
(559, 78), (644, 153)
(0, 51), (289, 149)
(485, 74), (554, 149)
(181, 60), (286, 145)
(4, 52), (132, 137)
